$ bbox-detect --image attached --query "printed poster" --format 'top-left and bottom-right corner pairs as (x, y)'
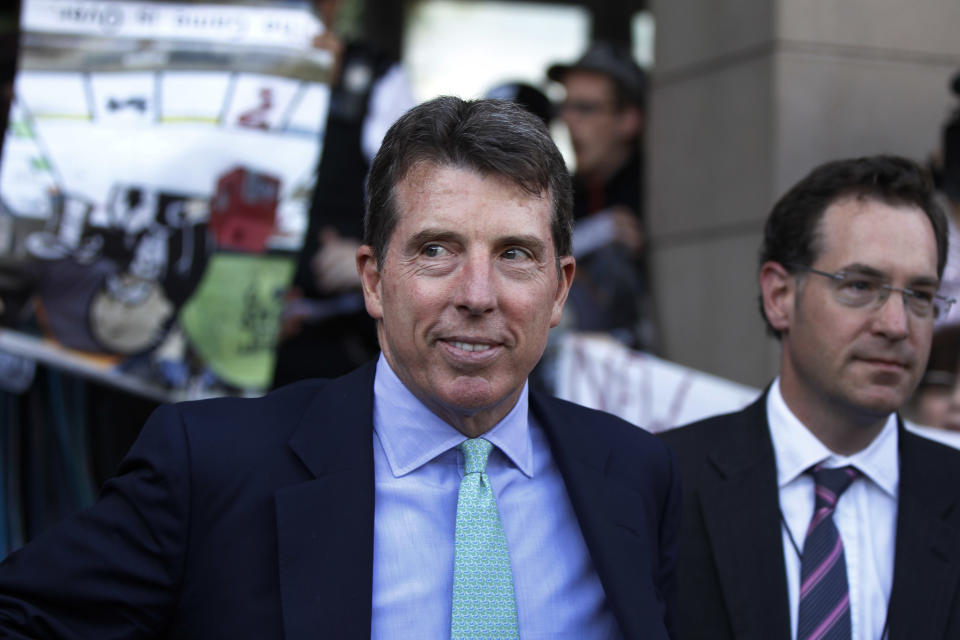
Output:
(0, 0), (333, 393)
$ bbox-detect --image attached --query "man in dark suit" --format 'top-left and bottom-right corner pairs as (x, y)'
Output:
(0, 97), (679, 639)
(661, 155), (960, 640)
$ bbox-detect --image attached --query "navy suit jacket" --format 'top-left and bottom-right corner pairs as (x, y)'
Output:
(0, 361), (680, 639)
(659, 393), (960, 640)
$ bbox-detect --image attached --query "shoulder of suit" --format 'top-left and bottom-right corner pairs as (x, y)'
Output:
(901, 426), (960, 477)
(532, 391), (668, 449)
(532, 391), (624, 420)
(134, 378), (342, 481)
(658, 405), (751, 448)
(149, 377), (334, 447)
(175, 377), (330, 416)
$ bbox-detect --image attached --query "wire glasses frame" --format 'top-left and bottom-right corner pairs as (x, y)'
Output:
(789, 264), (956, 319)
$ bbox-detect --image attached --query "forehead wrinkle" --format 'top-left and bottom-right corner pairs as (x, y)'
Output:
(403, 228), (550, 260)
(837, 263), (940, 288)
(404, 228), (462, 249)
(836, 263), (887, 278)
(500, 234), (548, 256)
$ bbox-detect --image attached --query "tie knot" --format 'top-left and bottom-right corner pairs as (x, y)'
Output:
(810, 464), (859, 507)
(459, 438), (493, 475)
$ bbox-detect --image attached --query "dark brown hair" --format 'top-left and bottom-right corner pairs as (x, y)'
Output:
(363, 96), (573, 268)
(759, 155), (948, 337)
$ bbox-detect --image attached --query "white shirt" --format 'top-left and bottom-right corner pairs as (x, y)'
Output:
(369, 355), (619, 639)
(361, 64), (415, 164)
(767, 378), (898, 640)
(934, 197), (960, 329)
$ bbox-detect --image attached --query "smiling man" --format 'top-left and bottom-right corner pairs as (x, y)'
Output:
(660, 155), (960, 640)
(0, 97), (678, 639)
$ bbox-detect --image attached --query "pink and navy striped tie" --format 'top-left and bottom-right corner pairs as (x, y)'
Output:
(797, 464), (860, 640)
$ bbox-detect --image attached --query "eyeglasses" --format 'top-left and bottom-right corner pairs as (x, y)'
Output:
(790, 264), (956, 319)
(559, 100), (617, 117)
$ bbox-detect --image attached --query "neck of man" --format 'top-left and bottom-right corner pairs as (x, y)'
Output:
(403, 378), (524, 440)
(778, 373), (890, 456)
(429, 397), (520, 439)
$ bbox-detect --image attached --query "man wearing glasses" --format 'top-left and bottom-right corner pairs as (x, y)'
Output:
(661, 155), (960, 640)
(546, 42), (652, 349)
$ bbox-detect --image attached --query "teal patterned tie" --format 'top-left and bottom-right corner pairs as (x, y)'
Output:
(451, 438), (519, 640)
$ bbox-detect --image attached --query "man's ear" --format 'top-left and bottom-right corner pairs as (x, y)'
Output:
(550, 256), (576, 328)
(759, 260), (795, 334)
(356, 244), (383, 320)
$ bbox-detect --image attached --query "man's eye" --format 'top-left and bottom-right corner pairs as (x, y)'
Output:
(422, 245), (448, 258)
(908, 289), (935, 304)
(842, 278), (877, 293)
(502, 247), (532, 261)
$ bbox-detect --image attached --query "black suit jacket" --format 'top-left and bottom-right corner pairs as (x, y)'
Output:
(0, 361), (680, 639)
(659, 393), (960, 640)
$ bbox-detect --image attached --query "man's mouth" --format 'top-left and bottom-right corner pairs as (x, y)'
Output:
(860, 357), (908, 368)
(449, 341), (494, 353)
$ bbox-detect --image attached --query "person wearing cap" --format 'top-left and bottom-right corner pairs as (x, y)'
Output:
(548, 41), (646, 222)
(548, 42), (653, 350)
(485, 81), (554, 127)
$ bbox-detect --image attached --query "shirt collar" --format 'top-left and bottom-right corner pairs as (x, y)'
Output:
(767, 377), (899, 499)
(372, 354), (534, 478)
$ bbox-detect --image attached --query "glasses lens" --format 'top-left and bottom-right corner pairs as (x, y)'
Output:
(833, 275), (879, 307)
(933, 296), (953, 319)
(904, 292), (935, 316)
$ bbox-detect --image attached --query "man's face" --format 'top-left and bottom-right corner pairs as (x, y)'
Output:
(559, 70), (640, 181)
(771, 196), (938, 424)
(357, 163), (575, 436)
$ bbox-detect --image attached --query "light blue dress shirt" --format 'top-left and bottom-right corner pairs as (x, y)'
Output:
(370, 355), (620, 639)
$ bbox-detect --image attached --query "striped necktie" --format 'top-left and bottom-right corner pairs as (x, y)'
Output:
(797, 464), (860, 640)
(450, 438), (519, 640)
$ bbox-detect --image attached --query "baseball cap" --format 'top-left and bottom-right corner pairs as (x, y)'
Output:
(547, 41), (647, 106)
(485, 81), (554, 125)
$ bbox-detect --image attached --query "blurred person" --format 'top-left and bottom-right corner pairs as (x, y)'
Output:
(660, 155), (960, 639)
(273, 0), (415, 386)
(0, 97), (679, 639)
(908, 325), (960, 430)
(547, 42), (653, 349)
(485, 80), (554, 127)
(931, 70), (960, 328)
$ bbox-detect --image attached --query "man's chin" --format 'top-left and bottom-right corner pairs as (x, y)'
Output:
(442, 378), (507, 412)
(850, 386), (911, 418)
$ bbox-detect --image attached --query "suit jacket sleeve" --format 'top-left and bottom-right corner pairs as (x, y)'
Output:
(0, 403), (191, 639)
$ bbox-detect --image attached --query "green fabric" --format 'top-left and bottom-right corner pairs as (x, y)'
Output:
(451, 438), (519, 640)
(179, 252), (294, 390)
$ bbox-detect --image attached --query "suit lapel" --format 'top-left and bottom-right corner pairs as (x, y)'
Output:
(697, 396), (791, 639)
(531, 393), (666, 639)
(886, 425), (960, 638)
(276, 363), (377, 640)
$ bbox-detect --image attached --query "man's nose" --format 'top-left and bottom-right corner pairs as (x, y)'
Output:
(453, 253), (496, 315)
(871, 291), (911, 339)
